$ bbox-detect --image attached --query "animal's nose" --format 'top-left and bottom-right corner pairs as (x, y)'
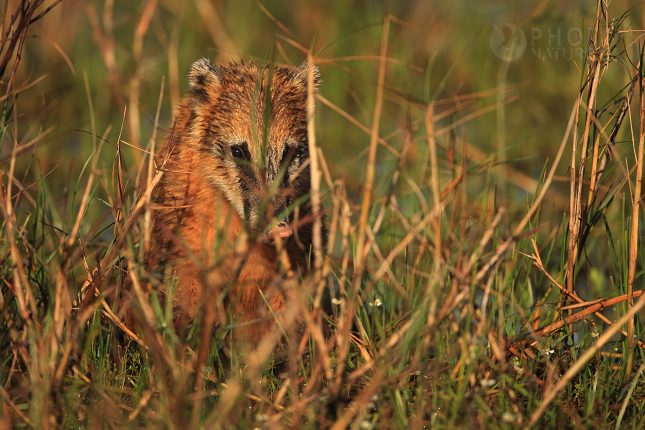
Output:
(262, 220), (293, 247)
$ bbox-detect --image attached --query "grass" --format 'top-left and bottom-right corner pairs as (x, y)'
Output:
(2, 0), (645, 428)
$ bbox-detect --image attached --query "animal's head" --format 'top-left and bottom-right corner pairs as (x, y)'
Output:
(183, 59), (320, 246)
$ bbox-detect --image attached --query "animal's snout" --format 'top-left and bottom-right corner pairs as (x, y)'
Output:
(262, 220), (293, 247)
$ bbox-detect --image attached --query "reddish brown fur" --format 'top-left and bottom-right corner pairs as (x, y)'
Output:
(151, 60), (322, 350)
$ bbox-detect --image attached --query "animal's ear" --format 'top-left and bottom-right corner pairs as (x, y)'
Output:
(189, 59), (221, 103)
(290, 62), (321, 90)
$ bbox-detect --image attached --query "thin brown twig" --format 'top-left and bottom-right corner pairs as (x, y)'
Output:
(426, 103), (441, 302)
(144, 76), (165, 252)
(625, 63), (644, 374)
(354, 5), (390, 283)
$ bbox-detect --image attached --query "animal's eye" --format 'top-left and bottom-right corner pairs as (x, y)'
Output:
(281, 146), (294, 166)
(230, 144), (250, 161)
(282, 144), (305, 168)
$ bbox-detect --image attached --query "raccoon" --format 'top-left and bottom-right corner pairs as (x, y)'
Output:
(151, 59), (322, 351)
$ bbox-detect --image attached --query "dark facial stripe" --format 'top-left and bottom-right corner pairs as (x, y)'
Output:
(243, 198), (251, 222)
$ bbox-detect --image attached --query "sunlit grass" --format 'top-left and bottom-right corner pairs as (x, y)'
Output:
(2, 0), (645, 428)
